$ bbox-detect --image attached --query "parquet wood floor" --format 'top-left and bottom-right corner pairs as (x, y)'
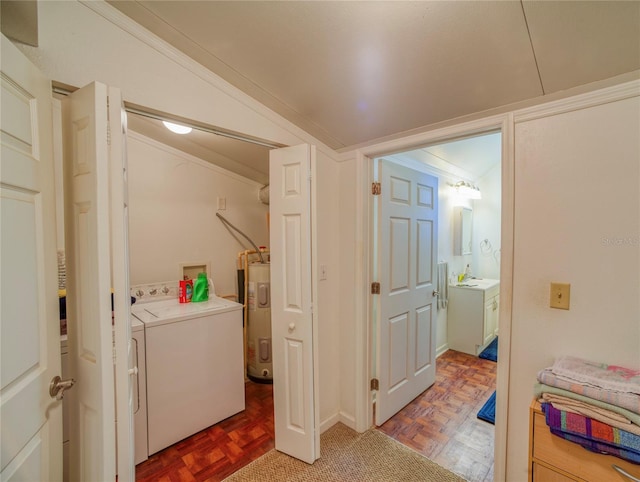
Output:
(135, 380), (274, 482)
(136, 349), (496, 481)
(378, 349), (498, 482)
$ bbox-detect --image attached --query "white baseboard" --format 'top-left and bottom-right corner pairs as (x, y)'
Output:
(319, 411), (358, 434)
(436, 343), (450, 358)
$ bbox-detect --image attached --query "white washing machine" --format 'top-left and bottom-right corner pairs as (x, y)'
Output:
(131, 296), (244, 455)
(131, 317), (148, 465)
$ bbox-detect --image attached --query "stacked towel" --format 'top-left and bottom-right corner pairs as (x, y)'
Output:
(542, 402), (640, 464)
(538, 366), (640, 413)
(536, 356), (640, 464)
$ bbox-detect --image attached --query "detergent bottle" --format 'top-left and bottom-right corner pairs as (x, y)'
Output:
(192, 272), (209, 302)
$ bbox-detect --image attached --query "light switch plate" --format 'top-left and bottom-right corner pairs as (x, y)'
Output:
(550, 282), (570, 310)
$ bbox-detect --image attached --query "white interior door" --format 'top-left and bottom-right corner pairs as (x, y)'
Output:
(375, 159), (438, 425)
(269, 144), (319, 464)
(0, 33), (63, 482)
(109, 89), (135, 482)
(62, 82), (119, 481)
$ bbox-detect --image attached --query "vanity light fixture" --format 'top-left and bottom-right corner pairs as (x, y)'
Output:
(454, 181), (482, 200)
(162, 121), (192, 135)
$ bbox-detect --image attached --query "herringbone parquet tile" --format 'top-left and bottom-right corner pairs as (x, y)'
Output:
(378, 349), (497, 482)
(136, 350), (496, 481)
(135, 381), (274, 482)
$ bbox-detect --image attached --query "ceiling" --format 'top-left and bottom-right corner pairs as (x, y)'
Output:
(393, 131), (502, 181)
(127, 112), (272, 184)
(107, 1), (639, 181)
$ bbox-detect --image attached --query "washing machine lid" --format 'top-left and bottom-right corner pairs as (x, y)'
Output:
(131, 297), (241, 327)
(131, 317), (144, 332)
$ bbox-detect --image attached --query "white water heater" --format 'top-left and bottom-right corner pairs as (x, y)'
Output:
(247, 263), (272, 382)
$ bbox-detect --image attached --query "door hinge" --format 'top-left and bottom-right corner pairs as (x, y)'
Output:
(371, 282), (380, 295)
(106, 96), (112, 146)
(370, 378), (379, 391)
(372, 182), (381, 195)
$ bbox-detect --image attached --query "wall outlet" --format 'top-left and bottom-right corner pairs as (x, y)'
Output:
(550, 282), (570, 310)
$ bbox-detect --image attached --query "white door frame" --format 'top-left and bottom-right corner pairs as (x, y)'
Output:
(352, 113), (514, 482)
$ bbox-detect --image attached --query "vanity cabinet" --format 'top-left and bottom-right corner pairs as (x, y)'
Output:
(448, 279), (499, 356)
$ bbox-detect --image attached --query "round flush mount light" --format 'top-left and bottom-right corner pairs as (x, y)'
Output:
(162, 121), (192, 134)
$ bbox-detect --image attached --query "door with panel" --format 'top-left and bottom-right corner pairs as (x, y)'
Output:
(62, 81), (133, 481)
(374, 159), (438, 425)
(1, 33), (62, 482)
(269, 144), (319, 464)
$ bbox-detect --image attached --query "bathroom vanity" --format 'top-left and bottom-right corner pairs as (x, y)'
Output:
(448, 279), (499, 356)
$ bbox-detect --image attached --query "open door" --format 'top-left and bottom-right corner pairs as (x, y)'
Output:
(0, 33), (63, 481)
(62, 81), (133, 481)
(374, 159), (438, 425)
(269, 144), (320, 464)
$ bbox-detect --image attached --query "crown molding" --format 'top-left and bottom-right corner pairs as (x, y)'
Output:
(514, 79), (640, 124)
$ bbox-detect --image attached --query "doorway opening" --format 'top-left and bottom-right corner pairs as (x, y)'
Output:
(125, 108), (278, 478)
(369, 130), (503, 482)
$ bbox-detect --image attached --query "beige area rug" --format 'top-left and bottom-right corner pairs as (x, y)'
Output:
(224, 423), (465, 481)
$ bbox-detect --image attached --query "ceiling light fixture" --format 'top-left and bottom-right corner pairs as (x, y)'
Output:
(162, 121), (192, 135)
(454, 181), (482, 200)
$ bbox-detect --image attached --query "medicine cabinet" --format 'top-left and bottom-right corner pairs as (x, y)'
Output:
(453, 206), (472, 255)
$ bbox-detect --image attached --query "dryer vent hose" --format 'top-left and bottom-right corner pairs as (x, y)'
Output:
(216, 212), (265, 264)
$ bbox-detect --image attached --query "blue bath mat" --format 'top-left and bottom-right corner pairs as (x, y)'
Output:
(477, 391), (496, 424)
(479, 336), (498, 362)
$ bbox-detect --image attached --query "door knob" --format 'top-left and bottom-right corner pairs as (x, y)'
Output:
(433, 290), (440, 297)
(49, 375), (75, 400)
(288, 323), (295, 332)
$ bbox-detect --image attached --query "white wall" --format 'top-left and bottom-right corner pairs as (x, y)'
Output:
(338, 159), (358, 427)
(127, 132), (269, 295)
(472, 162), (502, 280)
(507, 93), (640, 480)
(316, 150), (342, 429)
(20, 0), (342, 433)
(16, 2), (317, 150)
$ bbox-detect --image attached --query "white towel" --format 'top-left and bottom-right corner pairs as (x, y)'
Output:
(437, 262), (448, 309)
(551, 356), (640, 395)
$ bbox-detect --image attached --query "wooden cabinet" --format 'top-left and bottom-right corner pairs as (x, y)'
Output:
(448, 279), (499, 355)
(529, 400), (640, 481)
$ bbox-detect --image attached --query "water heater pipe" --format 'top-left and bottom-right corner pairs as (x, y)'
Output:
(216, 212), (264, 264)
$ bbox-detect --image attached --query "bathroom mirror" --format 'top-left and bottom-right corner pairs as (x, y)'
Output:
(453, 206), (472, 255)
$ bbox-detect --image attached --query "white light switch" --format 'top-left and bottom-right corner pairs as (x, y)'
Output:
(319, 264), (327, 280)
(217, 197), (226, 210)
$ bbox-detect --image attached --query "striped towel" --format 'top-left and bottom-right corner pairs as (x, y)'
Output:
(534, 383), (640, 426)
(541, 392), (640, 436)
(542, 402), (640, 464)
(437, 262), (448, 310)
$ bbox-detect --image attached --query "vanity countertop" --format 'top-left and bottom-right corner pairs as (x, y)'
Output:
(451, 278), (499, 290)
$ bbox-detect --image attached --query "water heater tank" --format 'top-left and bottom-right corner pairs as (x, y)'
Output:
(247, 263), (272, 382)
